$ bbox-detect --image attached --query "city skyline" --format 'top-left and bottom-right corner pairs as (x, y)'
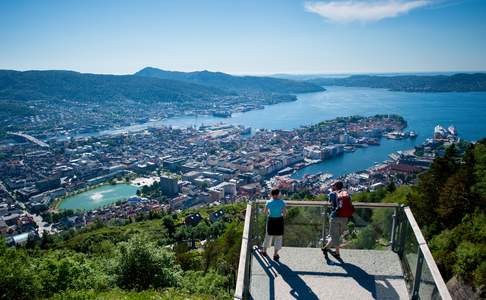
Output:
(1, 0), (486, 75)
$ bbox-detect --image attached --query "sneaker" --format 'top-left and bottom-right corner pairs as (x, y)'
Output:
(330, 250), (341, 260)
(273, 254), (280, 261)
(261, 250), (268, 257)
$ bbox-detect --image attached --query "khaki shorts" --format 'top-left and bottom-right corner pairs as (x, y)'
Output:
(328, 217), (348, 247)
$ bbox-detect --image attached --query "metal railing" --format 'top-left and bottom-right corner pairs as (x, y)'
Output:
(234, 200), (452, 300)
(393, 206), (452, 300)
(234, 203), (254, 300)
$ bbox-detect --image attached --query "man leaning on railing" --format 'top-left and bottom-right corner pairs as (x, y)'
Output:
(321, 181), (355, 260)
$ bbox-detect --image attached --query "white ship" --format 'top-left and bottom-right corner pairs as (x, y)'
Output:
(448, 125), (457, 136)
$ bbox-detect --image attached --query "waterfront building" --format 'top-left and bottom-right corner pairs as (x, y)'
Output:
(304, 145), (323, 160)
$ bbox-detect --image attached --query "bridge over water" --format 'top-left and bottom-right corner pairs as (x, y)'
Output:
(234, 201), (452, 300)
(7, 131), (50, 148)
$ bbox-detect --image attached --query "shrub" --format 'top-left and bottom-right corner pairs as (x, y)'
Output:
(454, 241), (486, 283)
(114, 234), (182, 290)
(180, 271), (230, 299)
(0, 246), (42, 299)
(352, 225), (377, 249)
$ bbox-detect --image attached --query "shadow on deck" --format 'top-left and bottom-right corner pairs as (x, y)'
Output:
(249, 247), (408, 300)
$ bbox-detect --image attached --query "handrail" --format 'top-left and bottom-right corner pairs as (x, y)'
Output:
(234, 203), (252, 300)
(403, 207), (452, 300)
(255, 199), (400, 208)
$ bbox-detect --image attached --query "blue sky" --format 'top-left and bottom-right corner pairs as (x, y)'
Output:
(1, 0), (485, 75)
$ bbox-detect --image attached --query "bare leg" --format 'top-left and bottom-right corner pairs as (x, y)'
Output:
(273, 235), (282, 257)
(262, 233), (272, 255)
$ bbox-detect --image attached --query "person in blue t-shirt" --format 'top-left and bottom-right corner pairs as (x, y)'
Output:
(261, 188), (286, 261)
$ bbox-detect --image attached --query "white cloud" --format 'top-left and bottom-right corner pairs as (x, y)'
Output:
(305, 0), (432, 23)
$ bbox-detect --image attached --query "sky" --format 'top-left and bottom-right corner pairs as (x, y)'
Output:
(0, 0), (485, 75)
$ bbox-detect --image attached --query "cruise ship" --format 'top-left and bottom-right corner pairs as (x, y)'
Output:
(448, 125), (457, 136)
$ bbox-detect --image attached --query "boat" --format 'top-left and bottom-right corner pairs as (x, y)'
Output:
(212, 111), (232, 118)
(386, 131), (406, 140)
(293, 163), (306, 170)
(448, 125), (457, 136)
(409, 131), (417, 138)
(344, 145), (355, 152)
(367, 138), (380, 145)
(319, 173), (333, 181)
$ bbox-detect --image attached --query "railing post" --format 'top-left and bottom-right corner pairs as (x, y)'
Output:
(390, 206), (398, 248)
(257, 203), (263, 247)
(411, 248), (424, 300)
(397, 206), (407, 257)
(320, 205), (327, 248)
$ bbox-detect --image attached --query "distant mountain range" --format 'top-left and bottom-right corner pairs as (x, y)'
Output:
(0, 68), (324, 104)
(306, 73), (486, 92)
(134, 67), (325, 94)
(0, 69), (230, 103)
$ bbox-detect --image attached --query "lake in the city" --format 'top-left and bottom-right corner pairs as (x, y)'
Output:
(99, 86), (486, 178)
(58, 184), (138, 211)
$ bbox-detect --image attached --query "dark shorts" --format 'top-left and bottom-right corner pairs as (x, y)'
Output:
(267, 217), (284, 236)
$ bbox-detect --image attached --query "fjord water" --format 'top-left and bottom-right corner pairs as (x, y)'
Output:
(59, 184), (138, 211)
(164, 86), (486, 178)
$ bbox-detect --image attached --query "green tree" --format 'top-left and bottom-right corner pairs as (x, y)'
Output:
(386, 180), (396, 193)
(115, 234), (182, 291)
(437, 168), (474, 228)
(0, 242), (42, 299)
(162, 215), (176, 238)
(36, 250), (110, 297)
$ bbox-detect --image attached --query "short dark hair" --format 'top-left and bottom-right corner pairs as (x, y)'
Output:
(271, 188), (280, 196)
(333, 181), (344, 190)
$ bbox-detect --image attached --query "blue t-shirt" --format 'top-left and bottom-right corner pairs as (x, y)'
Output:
(266, 199), (285, 218)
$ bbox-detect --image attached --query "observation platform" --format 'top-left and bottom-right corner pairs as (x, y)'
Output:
(234, 201), (452, 300)
(250, 247), (408, 299)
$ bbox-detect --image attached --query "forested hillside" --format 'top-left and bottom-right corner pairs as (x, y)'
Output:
(407, 141), (486, 293)
(308, 73), (486, 92)
(0, 70), (230, 103)
(347, 140), (486, 296)
(135, 67), (326, 94)
(0, 204), (245, 299)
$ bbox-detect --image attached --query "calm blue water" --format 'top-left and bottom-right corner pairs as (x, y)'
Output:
(162, 87), (486, 178)
(59, 184), (138, 211)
